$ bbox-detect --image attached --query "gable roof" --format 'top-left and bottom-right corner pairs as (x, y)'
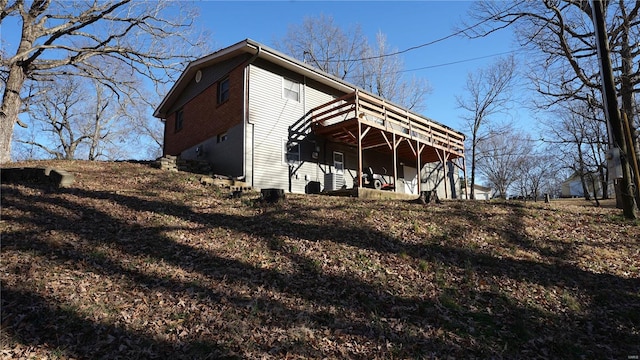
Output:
(154, 39), (462, 138)
(472, 184), (492, 192)
(154, 39), (355, 118)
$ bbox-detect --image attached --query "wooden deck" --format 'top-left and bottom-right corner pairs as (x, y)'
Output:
(309, 91), (464, 164)
(308, 90), (466, 196)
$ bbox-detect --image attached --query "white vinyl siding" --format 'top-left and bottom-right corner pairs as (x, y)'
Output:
(248, 64), (350, 193)
(248, 65), (305, 191)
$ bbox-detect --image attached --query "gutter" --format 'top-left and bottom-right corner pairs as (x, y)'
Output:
(243, 45), (261, 186)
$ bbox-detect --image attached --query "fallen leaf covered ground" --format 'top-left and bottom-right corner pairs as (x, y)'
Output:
(1, 160), (639, 359)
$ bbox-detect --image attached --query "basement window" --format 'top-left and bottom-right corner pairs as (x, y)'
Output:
(283, 78), (300, 102)
(217, 132), (228, 143)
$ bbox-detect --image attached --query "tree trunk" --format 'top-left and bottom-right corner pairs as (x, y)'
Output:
(470, 142), (477, 200)
(579, 173), (591, 200)
(619, 11), (640, 175)
(1, 6), (40, 164)
(0, 65), (27, 164)
(590, 175), (601, 207)
(592, 0), (637, 218)
(600, 166), (609, 199)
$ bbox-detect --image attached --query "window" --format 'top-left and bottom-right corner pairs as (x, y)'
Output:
(218, 78), (230, 104)
(283, 78), (300, 102)
(174, 109), (184, 132)
(217, 132), (227, 143)
(284, 140), (300, 164)
(333, 151), (344, 174)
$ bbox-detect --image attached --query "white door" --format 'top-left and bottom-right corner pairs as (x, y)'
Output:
(404, 166), (418, 194)
(333, 152), (344, 174)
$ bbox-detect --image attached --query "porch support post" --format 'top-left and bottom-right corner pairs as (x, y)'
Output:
(416, 140), (423, 193)
(442, 150), (449, 199)
(356, 91), (363, 188)
(393, 133), (398, 193)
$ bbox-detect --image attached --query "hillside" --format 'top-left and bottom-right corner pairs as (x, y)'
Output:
(1, 160), (639, 359)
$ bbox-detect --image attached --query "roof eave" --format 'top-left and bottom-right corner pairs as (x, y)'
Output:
(153, 40), (257, 118)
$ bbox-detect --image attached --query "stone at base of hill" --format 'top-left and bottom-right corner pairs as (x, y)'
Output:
(154, 155), (212, 174)
(0, 167), (74, 188)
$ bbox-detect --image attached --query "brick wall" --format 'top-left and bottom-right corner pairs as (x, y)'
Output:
(163, 65), (245, 156)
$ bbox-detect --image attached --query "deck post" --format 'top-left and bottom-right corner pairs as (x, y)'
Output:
(393, 133), (398, 193)
(355, 91), (363, 188)
(442, 150), (449, 199)
(416, 140), (421, 193)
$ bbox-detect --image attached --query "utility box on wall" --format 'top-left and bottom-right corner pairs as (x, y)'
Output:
(607, 147), (623, 179)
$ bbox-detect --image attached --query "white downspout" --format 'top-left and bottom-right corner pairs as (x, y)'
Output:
(243, 46), (261, 186)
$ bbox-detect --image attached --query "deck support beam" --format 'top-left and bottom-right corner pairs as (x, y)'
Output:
(416, 141), (425, 193)
(356, 91), (363, 188)
(393, 133), (398, 193)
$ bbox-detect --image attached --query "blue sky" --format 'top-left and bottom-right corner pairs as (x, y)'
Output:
(2, 1), (531, 160)
(195, 1), (524, 133)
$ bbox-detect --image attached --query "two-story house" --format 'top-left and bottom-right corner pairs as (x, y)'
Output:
(154, 39), (466, 198)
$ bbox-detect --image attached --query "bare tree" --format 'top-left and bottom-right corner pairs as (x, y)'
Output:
(279, 13), (368, 80)
(541, 98), (610, 201)
(463, 0), (639, 214)
(514, 148), (556, 201)
(0, 0), (204, 163)
(456, 55), (517, 199)
(17, 65), (151, 161)
(476, 127), (530, 198)
(278, 16), (431, 110)
(464, 1), (638, 126)
(21, 77), (88, 159)
(83, 78), (133, 161)
(357, 31), (432, 111)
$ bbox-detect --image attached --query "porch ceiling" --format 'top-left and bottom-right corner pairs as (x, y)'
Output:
(313, 118), (462, 165)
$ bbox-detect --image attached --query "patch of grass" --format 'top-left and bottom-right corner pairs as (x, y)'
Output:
(439, 288), (461, 311)
(561, 291), (582, 313)
(418, 259), (429, 272)
(50, 346), (69, 359)
(89, 249), (108, 262)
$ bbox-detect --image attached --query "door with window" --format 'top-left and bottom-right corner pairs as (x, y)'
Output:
(403, 166), (418, 194)
(333, 152), (344, 174)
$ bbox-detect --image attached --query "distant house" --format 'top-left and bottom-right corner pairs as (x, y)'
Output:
(465, 184), (493, 200)
(561, 171), (608, 198)
(154, 39), (466, 197)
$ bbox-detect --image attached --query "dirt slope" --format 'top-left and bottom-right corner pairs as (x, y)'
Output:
(2, 160), (639, 359)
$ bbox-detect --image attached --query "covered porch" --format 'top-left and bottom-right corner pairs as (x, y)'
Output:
(308, 90), (466, 198)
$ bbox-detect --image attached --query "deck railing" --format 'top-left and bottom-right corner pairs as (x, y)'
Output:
(309, 91), (465, 157)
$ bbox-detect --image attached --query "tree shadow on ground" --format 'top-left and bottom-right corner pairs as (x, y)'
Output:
(1, 287), (236, 360)
(2, 183), (639, 358)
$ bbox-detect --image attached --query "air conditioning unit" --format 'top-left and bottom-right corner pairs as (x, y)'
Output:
(324, 173), (344, 191)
